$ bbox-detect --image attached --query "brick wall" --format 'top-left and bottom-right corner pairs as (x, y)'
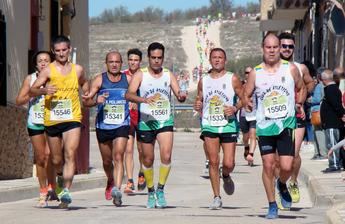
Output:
(0, 104), (32, 179)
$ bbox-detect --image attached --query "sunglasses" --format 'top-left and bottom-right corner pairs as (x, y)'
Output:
(245, 71), (250, 74)
(281, 44), (295, 49)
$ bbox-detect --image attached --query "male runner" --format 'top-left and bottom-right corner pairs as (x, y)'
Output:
(125, 42), (187, 208)
(239, 67), (257, 166)
(123, 48), (146, 193)
(194, 48), (244, 210)
(245, 33), (306, 219)
(279, 32), (314, 203)
(30, 35), (90, 208)
(84, 51), (130, 206)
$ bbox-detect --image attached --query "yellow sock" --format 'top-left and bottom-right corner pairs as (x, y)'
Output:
(158, 163), (171, 186)
(142, 166), (154, 189)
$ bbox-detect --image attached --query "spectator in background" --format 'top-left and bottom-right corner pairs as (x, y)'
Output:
(309, 67), (328, 160)
(333, 67), (345, 89)
(302, 61), (316, 146)
(320, 69), (345, 173)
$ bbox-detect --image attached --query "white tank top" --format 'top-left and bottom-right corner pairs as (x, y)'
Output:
(254, 60), (296, 136)
(138, 67), (173, 130)
(27, 73), (45, 129)
(201, 72), (238, 133)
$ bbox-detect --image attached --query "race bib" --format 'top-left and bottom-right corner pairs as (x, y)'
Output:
(103, 103), (125, 124)
(263, 93), (288, 119)
(50, 99), (73, 121)
(209, 101), (227, 126)
(149, 99), (171, 121)
(30, 97), (44, 124)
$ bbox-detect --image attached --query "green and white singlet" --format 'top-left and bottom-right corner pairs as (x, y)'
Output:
(27, 73), (45, 130)
(254, 60), (296, 136)
(138, 67), (173, 131)
(201, 72), (238, 133)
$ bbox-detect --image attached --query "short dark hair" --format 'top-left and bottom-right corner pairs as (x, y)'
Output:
(147, 42), (165, 57)
(51, 35), (71, 49)
(262, 32), (279, 47)
(127, 48), (142, 61)
(209, 48), (227, 60)
(278, 32), (295, 43)
(32, 51), (52, 66)
(302, 60), (316, 78)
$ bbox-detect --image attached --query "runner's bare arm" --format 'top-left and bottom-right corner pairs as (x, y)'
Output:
(232, 74), (244, 110)
(291, 63), (307, 105)
(83, 74), (102, 107)
(301, 64), (315, 93)
(16, 75), (31, 106)
(244, 69), (256, 111)
(76, 65), (89, 95)
(170, 72), (186, 103)
(29, 67), (54, 97)
(125, 70), (149, 104)
(194, 78), (203, 112)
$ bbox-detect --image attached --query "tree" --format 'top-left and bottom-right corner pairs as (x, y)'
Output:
(246, 2), (260, 14)
(209, 0), (233, 17)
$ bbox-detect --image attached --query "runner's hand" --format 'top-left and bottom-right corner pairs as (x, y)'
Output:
(45, 84), (57, 96)
(178, 90), (187, 103)
(194, 95), (202, 112)
(96, 95), (106, 104)
(144, 96), (156, 106)
(296, 104), (305, 120)
(223, 105), (237, 116)
(245, 97), (253, 112)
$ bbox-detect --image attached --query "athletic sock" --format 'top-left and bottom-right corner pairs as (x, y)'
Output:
(142, 165), (154, 189)
(158, 163), (171, 186)
(278, 179), (287, 191)
(157, 183), (164, 191)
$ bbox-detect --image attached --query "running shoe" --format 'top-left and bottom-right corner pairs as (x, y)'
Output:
(244, 146), (249, 159)
(219, 166), (223, 178)
(288, 182), (300, 203)
(105, 179), (114, 200)
(111, 187), (122, 207)
(124, 181), (135, 194)
(246, 153), (254, 166)
(209, 196), (222, 210)
(147, 191), (156, 209)
(137, 174), (146, 191)
(47, 188), (59, 201)
(156, 189), (167, 208)
(36, 192), (48, 208)
(55, 175), (64, 196)
(222, 175), (235, 195)
(58, 188), (72, 208)
(276, 179), (292, 209)
(265, 202), (278, 219)
(202, 160), (209, 177)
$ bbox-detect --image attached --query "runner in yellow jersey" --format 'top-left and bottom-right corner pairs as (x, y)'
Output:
(30, 35), (90, 208)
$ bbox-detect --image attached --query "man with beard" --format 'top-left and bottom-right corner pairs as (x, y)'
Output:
(278, 32), (314, 206)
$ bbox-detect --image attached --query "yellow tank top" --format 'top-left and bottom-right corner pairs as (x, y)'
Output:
(44, 63), (82, 126)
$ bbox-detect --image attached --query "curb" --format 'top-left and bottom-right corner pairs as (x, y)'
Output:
(299, 167), (333, 207)
(300, 167), (345, 223)
(0, 173), (107, 203)
(327, 203), (345, 224)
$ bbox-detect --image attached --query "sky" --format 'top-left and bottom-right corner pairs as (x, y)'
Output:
(88, 0), (259, 17)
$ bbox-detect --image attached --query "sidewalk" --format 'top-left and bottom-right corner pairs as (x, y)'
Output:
(0, 132), (106, 203)
(299, 144), (345, 224)
(0, 132), (345, 223)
